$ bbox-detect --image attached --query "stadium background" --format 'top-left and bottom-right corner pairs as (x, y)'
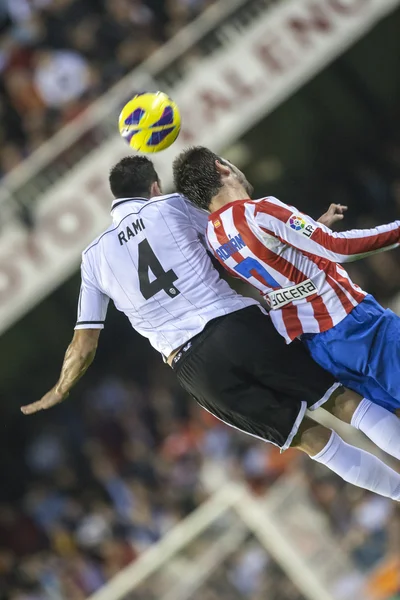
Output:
(0, 1), (399, 599)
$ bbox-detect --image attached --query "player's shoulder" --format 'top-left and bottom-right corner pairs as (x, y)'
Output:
(83, 195), (186, 255)
(145, 193), (190, 218)
(148, 193), (185, 207)
(251, 196), (294, 218)
(252, 196), (281, 206)
(82, 223), (117, 258)
(238, 196), (282, 217)
(234, 196), (281, 209)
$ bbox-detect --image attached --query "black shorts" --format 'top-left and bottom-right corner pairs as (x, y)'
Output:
(172, 306), (339, 450)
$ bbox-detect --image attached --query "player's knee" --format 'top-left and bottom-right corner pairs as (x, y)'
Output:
(291, 419), (331, 457)
(326, 387), (362, 424)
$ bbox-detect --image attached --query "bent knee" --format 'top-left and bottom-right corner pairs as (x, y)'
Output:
(327, 387), (363, 424)
(291, 419), (332, 457)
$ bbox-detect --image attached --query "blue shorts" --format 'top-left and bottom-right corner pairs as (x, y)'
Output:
(302, 295), (400, 412)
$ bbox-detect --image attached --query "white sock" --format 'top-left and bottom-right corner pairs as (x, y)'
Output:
(351, 398), (400, 461)
(311, 431), (400, 501)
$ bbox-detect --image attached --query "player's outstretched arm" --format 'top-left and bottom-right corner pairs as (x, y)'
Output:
(21, 329), (101, 415)
(256, 197), (400, 263)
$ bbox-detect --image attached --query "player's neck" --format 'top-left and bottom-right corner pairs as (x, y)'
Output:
(210, 184), (250, 212)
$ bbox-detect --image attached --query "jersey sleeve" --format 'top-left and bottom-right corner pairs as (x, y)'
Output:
(75, 255), (109, 330)
(254, 197), (400, 263)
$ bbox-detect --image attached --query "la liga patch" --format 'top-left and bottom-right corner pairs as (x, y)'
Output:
(287, 214), (316, 239)
(289, 215), (306, 231)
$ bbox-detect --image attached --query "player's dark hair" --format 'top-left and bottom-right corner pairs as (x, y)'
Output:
(109, 156), (160, 199)
(173, 146), (224, 210)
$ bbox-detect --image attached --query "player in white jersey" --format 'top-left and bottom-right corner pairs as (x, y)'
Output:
(21, 156), (400, 501)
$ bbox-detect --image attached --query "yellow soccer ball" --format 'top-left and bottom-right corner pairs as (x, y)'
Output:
(118, 92), (181, 153)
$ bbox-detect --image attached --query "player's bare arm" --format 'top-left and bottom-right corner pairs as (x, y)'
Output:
(21, 329), (101, 415)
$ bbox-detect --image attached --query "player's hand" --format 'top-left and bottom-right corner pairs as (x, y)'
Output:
(318, 204), (348, 228)
(21, 387), (68, 415)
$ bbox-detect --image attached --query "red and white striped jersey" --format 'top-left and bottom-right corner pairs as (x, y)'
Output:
(207, 196), (400, 344)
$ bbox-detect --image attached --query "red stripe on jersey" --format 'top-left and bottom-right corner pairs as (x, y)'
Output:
(211, 210), (303, 339)
(302, 254), (354, 314)
(307, 294), (334, 331)
(209, 199), (370, 342)
(257, 225), (331, 286)
(280, 303), (303, 341)
(212, 219), (246, 280)
(294, 250), (357, 321)
(212, 214), (273, 291)
(331, 265), (365, 305)
(324, 275), (354, 314)
(310, 224), (400, 257)
(253, 199), (292, 223)
(233, 204), (306, 339)
(234, 207), (336, 335)
(213, 216), (239, 254)
(255, 200), (400, 259)
(233, 206), (308, 286)
(213, 208), (277, 290)
(302, 250), (364, 307)
(256, 221), (340, 338)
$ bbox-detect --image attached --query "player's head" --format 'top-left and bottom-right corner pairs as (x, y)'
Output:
(109, 156), (162, 200)
(173, 146), (253, 211)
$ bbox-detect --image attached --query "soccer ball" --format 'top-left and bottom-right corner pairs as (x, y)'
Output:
(118, 92), (181, 153)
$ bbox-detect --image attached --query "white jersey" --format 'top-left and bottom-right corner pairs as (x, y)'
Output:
(75, 194), (257, 357)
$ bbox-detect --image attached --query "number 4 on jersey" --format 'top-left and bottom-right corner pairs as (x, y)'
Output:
(138, 239), (180, 299)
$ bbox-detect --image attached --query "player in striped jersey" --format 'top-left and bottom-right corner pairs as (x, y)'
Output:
(173, 146), (400, 433)
(21, 156), (400, 501)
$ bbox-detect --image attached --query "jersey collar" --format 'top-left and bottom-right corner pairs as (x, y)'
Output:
(208, 199), (248, 219)
(111, 197), (149, 212)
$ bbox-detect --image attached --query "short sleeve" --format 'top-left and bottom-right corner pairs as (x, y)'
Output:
(75, 256), (109, 330)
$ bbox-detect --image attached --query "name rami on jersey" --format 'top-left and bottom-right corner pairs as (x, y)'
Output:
(118, 219), (146, 246)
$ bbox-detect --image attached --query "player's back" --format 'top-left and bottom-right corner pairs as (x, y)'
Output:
(81, 194), (256, 357)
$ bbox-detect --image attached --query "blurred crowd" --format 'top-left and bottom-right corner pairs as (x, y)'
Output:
(0, 0), (215, 178)
(0, 354), (399, 600)
(313, 120), (400, 313)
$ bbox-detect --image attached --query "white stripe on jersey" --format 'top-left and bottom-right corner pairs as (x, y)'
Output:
(206, 196), (399, 343)
(216, 205), (292, 289)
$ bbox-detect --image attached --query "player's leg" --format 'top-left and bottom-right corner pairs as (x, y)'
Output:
(322, 387), (400, 461)
(172, 307), (400, 499)
(292, 418), (400, 501)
